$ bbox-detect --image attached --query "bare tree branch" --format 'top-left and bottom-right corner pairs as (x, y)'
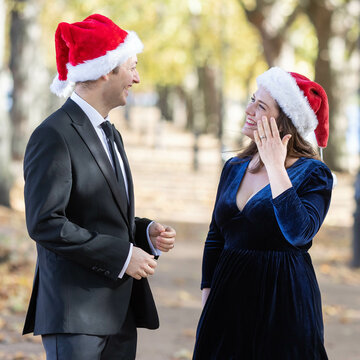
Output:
(237, 0), (300, 66)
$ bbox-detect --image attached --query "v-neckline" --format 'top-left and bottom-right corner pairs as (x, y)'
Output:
(235, 157), (303, 213)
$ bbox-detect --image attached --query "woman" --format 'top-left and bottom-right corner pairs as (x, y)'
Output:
(193, 67), (332, 360)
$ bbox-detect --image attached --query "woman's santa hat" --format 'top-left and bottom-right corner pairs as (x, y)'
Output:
(50, 14), (143, 97)
(256, 67), (329, 148)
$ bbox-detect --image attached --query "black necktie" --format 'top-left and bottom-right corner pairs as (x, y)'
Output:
(100, 121), (126, 188)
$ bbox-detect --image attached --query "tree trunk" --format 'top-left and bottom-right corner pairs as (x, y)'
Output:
(9, 0), (47, 160)
(303, 0), (344, 171)
(0, 0), (13, 206)
(175, 86), (194, 131)
(156, 85), (173, 121)
(238, 1), (300, 67)
(352, 77), (360, 267)
(198, 65), (221, 136)
(0, 81), (12, 207)
(353, 171), (360, 267)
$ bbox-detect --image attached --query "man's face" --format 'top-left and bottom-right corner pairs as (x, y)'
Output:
(105, 55), (140, 108)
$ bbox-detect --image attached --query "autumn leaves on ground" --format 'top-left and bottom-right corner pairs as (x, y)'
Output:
(0, 117), (359, 360)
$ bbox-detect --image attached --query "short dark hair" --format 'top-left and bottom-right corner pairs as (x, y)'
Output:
(75, 79), (97, 88)
(111, 66), (120, 74)
(75, 66), (121, 87)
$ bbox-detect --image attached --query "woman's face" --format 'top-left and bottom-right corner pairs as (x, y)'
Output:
(242, 86), (279, 140)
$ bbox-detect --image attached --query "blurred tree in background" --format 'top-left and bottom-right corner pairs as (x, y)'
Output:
(0, 0), (12, 206)
(239, 0), (359, 170)
(9, 0), (49, 160)
(0, 0), (359, 199)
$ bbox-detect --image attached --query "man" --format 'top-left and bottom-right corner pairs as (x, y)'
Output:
(22, 14), (176, 359)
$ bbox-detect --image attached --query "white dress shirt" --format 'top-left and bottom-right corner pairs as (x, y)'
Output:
(70, 92), (160, 279)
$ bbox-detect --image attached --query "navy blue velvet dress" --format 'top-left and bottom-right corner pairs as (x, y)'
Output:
(193, 156), (333, 360)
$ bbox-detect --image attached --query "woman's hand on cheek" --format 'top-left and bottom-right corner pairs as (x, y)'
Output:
(253, 116), (291, 171)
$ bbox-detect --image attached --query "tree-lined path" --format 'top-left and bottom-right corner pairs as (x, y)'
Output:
(0, 113), (359, 360)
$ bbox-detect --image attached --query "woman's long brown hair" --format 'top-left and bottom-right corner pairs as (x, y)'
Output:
(237, 106), (319, 173)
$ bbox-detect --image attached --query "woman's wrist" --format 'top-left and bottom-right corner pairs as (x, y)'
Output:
(266, 165), (292, 198)
(264, 160), (287, 174)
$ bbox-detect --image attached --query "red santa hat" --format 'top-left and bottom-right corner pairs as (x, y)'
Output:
(50, 14), (143, 97)
(256, 67), (329, 148)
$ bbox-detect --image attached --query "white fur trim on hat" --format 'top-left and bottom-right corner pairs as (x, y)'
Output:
(50, 77), (74, 98)
(50, 31), (143, 97)
(256, 67), (318, 138)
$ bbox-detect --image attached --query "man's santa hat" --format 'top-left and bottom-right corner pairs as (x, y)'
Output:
(256, 67), (329, 148)
(50, 14), (143, 97)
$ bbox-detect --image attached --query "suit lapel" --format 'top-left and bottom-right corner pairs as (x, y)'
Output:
(61, 99), (130, 227)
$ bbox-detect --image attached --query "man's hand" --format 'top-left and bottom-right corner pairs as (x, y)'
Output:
(126, 246), (157, 280)
(149, 222), (176, 252)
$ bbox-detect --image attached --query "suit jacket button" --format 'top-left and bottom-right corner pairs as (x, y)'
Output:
(104, 271), (110, 276)
(92, 266), (97, 271)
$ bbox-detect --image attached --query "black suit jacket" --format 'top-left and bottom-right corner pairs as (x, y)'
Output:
(23, 98), (159, 336)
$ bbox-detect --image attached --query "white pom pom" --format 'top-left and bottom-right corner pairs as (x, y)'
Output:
(50, 75), (74, 97)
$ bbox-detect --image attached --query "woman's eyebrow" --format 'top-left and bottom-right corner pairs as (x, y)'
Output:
(258, 99), (269, 108)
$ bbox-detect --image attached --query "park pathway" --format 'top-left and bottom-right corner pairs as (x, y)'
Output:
(0, 107), (359, 359)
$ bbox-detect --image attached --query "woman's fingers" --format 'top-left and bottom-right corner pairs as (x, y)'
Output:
(256, 116), (290, 150)
(282, 134), (292, 148)
(257, 118), (266, 141)
(261, 116), (272, 138)
(254, 116), (291, 170)
(253, 130), (261, 145)
(269, 117), (280, 139)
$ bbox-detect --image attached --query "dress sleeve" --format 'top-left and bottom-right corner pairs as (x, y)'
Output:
(271, 164), (333, 247)
(201, 159), (232, 289)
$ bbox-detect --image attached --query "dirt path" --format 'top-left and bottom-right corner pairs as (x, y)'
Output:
(2, 231), (359, 360)
(1, 112), (359, 359)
